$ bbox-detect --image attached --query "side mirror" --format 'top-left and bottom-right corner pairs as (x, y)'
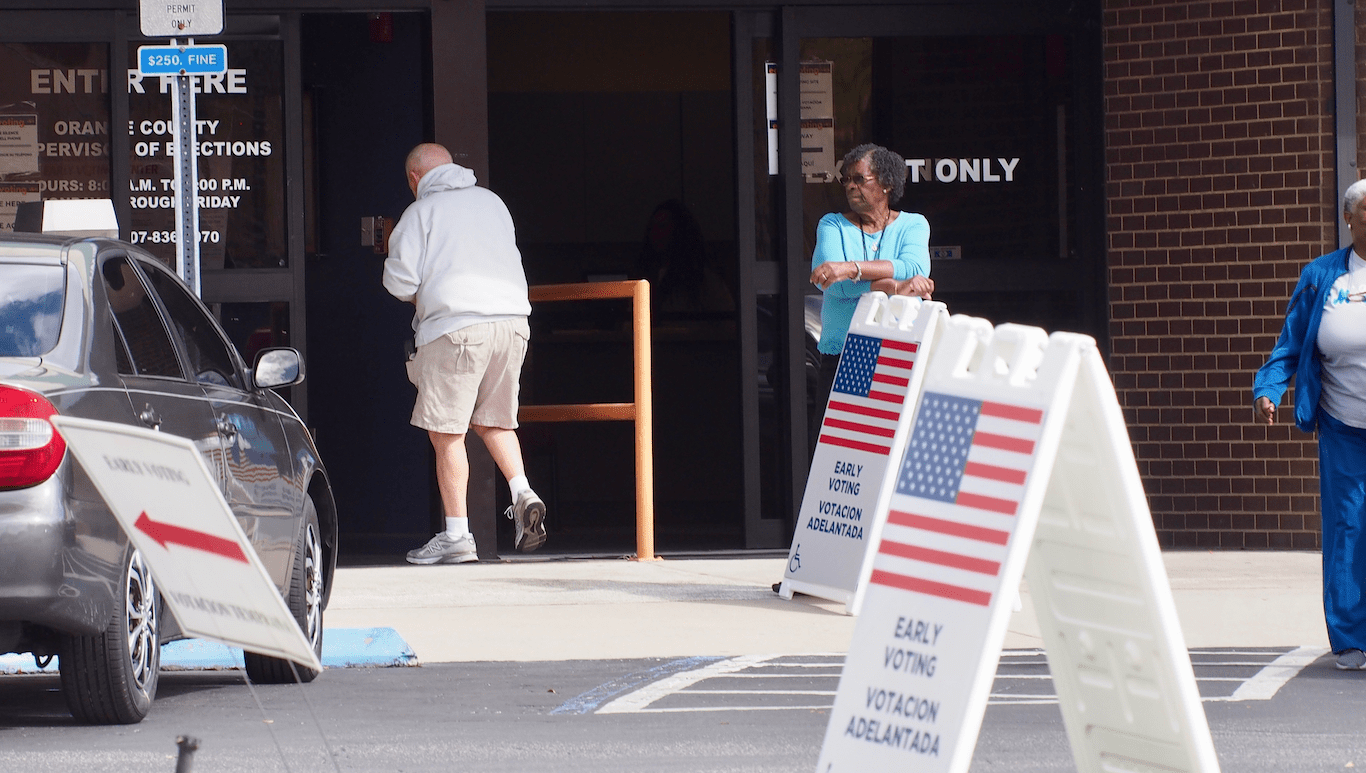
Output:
(252, 347), (305, 390)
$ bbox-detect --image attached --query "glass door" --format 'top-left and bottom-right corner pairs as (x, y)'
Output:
(749, 4), (1103, 545)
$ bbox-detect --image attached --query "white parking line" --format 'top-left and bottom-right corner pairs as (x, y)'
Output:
(1218, 645), (1328, 702)
(685, 689), (838, 695)
(585, 647), (1326, 715)
(596, 654), (780, 714)
(613, 704), (834, 713)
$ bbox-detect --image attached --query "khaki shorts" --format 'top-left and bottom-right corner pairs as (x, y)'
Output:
(406, 318), (530, 434)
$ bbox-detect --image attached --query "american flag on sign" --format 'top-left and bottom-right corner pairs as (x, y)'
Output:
(870, 391), (1045, 607)
(818, 333), (918, 456)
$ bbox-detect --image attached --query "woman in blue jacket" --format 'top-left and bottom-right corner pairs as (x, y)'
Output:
(1254, 178), (1366, 670)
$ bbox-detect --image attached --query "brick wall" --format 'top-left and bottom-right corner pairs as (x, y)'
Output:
(1103, 0), (1337, 548)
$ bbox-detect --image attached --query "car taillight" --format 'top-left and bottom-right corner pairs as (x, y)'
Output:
(0, 385), (66, 490)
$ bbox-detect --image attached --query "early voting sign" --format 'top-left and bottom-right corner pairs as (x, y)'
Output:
(780, 294), (946, 610)
(51, 416), (321, 673)
(815, 317), (1219, 773)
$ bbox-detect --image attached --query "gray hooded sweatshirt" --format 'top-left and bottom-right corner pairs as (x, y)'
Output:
(382, 163), (531, 347)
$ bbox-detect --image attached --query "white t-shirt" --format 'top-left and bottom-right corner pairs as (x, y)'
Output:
(1317, 251), (1366, 428)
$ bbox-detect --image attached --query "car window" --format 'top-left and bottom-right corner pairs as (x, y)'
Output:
(140, 261), (242, 389)
(0, 262), (64, 357)
(102, 256), (183, 379)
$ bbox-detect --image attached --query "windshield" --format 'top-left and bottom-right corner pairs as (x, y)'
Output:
(0, 263), (65, 357)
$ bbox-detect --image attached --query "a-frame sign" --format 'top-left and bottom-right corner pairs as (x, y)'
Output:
(779, 294), (947, 612)
(815, 316), (1219, 773)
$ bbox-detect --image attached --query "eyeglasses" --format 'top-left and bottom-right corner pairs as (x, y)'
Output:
(838, 173), (878, 187)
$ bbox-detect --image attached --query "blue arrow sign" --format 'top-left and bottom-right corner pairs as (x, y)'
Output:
(137, 44), (228, 76)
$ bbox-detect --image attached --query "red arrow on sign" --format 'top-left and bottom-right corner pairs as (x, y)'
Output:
(134, 511), (248, 564)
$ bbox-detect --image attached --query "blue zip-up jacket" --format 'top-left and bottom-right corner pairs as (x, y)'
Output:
(1252, 246), (1352, 433)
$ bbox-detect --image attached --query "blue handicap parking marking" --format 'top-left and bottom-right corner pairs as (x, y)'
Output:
(0, 627), (417, 673)
(161, 638), (244, 670)
(318, 627), (418, 668)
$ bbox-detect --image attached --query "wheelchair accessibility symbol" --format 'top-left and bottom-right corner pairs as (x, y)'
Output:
(789, 544), (801, 573)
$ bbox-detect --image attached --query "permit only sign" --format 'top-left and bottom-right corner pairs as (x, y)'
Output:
(814, 317), (1219, 772)
(50, 416), (321, 673)
(779, 294), (946, 611)
(140, 0), (224, 37)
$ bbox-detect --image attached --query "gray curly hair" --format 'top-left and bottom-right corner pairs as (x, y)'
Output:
(841, 143), (908, 205)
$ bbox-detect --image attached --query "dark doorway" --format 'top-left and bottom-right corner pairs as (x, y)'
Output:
(301, 12), (433, 557)
(488, 11), (744, 552)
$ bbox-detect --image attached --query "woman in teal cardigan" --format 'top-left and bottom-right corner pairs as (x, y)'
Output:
(808, 143), (934, 420)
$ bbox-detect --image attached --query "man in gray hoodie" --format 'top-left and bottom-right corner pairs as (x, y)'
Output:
(383, 143), (546, 563)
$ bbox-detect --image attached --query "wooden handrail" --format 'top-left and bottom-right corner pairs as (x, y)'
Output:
(519, 403), (636, 422)
(518, 280), (656, 560)
(528, 280), (640, 302)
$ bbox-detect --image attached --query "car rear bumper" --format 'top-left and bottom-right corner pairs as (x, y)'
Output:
(0, 473), (124, 640)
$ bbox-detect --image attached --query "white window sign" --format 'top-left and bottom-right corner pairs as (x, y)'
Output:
(801, 61), (836, 183)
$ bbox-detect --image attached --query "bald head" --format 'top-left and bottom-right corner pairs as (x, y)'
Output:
(405, 143), (453, 196)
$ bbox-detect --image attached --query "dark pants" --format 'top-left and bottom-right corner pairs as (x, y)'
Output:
(808, 352), (841, 460)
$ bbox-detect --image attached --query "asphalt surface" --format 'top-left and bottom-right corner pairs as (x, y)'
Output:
(0, 550), (1348, 772)
(1, 649), (1361, 772)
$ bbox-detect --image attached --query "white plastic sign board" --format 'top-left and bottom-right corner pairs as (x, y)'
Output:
(780, 294), (946, 611)
(1022, 347), (1220, 772)
(138, 44), (228, 76)
(815, 319), (1073, 770)
(814, 318), (1219, 772)
(50, 416), (321, 673)
(140, 0), (224, 37)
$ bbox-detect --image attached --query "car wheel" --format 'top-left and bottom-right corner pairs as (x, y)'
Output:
(59, 547), (160, 724)
(244, 495), (323, 683)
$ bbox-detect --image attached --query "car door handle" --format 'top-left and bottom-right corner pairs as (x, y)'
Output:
(216, 419), (238, 440)
(138, 404), (162, 430)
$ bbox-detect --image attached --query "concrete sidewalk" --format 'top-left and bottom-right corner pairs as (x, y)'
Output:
(323, 549), (1327, 663)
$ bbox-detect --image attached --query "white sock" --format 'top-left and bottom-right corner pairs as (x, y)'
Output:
(444, 517), (470, 539)
(508, 474), (531, 501)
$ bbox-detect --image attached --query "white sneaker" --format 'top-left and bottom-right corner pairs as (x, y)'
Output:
(505, 491), (546, 552)
(406, 532), (478, 565)
(1336, 648), (1366, 670)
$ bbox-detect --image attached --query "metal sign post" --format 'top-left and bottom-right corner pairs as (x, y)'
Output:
(135, 39), (227, 296)
(138, 0), (224, 297)
(171, 42), (200, 295)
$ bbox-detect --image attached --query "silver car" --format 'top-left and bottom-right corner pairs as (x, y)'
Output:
(0, 233), (338, 724)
